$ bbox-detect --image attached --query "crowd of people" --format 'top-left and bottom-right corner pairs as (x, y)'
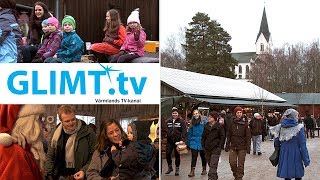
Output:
(0, 0), (147, 63)
(163, 106), (311, 180)
(0, 105), (158, 180)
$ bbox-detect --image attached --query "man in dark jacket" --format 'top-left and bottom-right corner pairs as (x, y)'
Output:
(249, 113), (266, 155)
(225, 106), (251, 180)
(304, 114), (315, 138)
(165, 107), (187, 176)
(46, 105), (96, 180)
(202, 111), (225, 180)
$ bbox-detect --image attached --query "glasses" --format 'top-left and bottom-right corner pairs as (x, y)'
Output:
(62, 117), (76, 124)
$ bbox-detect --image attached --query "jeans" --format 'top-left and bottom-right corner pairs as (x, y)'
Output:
(190, 149), (206, 167)
(252, 135), (262, 153)
(205, 148), (221, 180)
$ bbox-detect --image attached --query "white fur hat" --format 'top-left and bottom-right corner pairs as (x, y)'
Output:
(254, 113), (261, 118)
(127, 8), (140, 25)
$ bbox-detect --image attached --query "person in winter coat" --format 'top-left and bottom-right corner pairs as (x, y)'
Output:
(304, 114), (315, 138)
(249, 113), (266, 155)
(0, 0), (22, 63)
(110, 8), (146, 63)
(111, 120), (155, 179)
(87, 119), (127, 180)
(90, 9), (126, 62)
(225, 106), (251, 180)
(0, 105), (46, 180)
(32, 17), (62, 63)
(22, 1), (51, 62)
(270, 109), (310, 180)
(44, 15), (84, 63)
(46, 105), (96, 180)
(165, 107), (187, 176)
(187, 109), (208, 177)
(202, 111), (225, 180)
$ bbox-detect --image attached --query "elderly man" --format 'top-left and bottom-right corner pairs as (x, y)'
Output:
(225, 106), (251, 180)
(165, 107), (187, 176)
(249, 113), (266, 155)
(46, 105), (96, 180)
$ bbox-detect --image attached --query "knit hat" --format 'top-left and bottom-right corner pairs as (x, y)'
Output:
(172, 107), (178, 113)
(62, 15), (76, 30)
(234, 106), (243, 114)
(133, 121), (152, 142)
(0, 105), (46, 146)
(41, 19), (47, 25)
(47, 17), (59, 29)
(209, 111), (219, 120)
(127, 8), (140, 25)
(0, 0), (16, 9)
(254, 113), (261, 118)
(283, 109), (299, 119)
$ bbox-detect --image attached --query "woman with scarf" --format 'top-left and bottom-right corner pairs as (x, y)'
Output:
(270, 109), (310, 180)
(22, 1), (52, 63)
(187, 109), (208, 177)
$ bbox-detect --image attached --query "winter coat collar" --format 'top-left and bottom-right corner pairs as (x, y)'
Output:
(270, 122), (303, 141)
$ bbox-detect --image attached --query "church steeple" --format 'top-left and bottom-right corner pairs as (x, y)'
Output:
(256, 7), (271, 43)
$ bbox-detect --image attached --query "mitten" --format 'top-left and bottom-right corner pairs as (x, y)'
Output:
(103, 37), (114, 43)
(134, 30), (140, 41)
(32, 58), (43, 63)
(119, 50), (125, 55)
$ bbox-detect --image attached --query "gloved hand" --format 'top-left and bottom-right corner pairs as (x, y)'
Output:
(134, 30), (140, 41)
(32, 57), (43, 63)
(225, 147), (229, 152)
(118, 50), (125, 55)
(103, 36), (114, 43)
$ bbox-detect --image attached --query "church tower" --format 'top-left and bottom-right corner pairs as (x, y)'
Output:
(255, 7), (272, 54)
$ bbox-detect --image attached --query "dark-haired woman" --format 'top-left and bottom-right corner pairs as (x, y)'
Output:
(22, 1), (51, 62)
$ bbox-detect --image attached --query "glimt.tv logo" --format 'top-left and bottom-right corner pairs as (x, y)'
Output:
(7, 64), (147, 95)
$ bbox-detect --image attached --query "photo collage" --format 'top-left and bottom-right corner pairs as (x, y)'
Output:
(1, 0), (320, 180)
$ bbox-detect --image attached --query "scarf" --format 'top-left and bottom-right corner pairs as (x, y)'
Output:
(270, 124), (303, 141)
(51, 119), (82, 168)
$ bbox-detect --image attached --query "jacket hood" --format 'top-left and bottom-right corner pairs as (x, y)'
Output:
(281, 117), (298, 128)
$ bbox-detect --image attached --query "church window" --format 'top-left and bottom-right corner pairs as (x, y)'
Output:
(260, 43), (264, 52)
(238, 65), (242, 74)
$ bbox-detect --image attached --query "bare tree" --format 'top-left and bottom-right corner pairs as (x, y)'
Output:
(250, 41), (320, 93)
(161, 31), (186, 70)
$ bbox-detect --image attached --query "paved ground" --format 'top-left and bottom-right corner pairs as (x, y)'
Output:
(161, 137), (320, 180)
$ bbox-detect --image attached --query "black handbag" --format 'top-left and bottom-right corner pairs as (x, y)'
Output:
(269, 128), (281, 167)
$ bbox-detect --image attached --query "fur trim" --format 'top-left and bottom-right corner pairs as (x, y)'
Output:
(270, 124), (304, 141)
(18, 105), (46, 118)
(0, 133), (13, 146)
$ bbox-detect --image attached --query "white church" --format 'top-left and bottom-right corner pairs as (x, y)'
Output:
(233, 7), (272, 80)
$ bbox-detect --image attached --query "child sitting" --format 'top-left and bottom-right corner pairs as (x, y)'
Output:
(32, 17), (62, 63)
(44, 15), (84, 63)
(40, 19), (49, 44)
(0, 0), (22, 63)
(110, 8), (146, 63)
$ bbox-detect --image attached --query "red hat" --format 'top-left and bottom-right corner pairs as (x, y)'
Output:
(0, 105), (21, 133)
(234, 106), (243, 114)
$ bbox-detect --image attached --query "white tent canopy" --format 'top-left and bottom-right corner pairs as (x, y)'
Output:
(161, 67), (285, 102)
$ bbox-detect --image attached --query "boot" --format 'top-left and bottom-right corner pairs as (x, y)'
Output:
(165, 165), (173, 174)
(175, 167), (179, 176)
(188, 167), (195, 177)
(201, 166), (207, 175)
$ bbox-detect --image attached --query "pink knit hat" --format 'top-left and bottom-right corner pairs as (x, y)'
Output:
(47, 17), (59, 29)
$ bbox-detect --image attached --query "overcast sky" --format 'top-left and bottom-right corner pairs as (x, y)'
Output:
(160, 0), (320, 53)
